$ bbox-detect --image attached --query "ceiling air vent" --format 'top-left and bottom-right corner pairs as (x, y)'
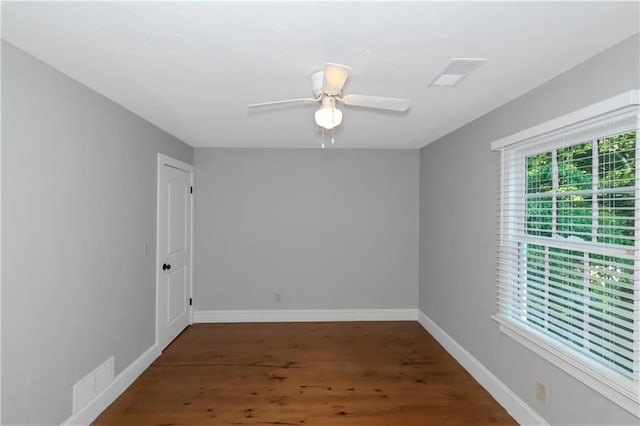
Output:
(430, 58), (487, 87)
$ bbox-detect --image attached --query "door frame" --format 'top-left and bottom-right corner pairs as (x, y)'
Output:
(155, 153), (194, 351)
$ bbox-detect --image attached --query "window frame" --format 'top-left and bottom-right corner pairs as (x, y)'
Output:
(491, 90), (640, 417)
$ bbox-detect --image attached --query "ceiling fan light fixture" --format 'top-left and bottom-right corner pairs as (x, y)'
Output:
(315, 97), (343, 129)
(248, 62), (410, 135)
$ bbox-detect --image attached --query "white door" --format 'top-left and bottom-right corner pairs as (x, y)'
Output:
(156, 154), (193, 350)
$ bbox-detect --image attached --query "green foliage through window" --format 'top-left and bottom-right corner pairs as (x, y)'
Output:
(526, 132), (636, 245)
(522, 130), (636, 375)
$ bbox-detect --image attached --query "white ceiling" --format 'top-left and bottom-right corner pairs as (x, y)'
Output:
(2, 1), (639, 149)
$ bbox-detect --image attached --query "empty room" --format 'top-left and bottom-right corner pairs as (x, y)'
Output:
(1, 1), (639, 425)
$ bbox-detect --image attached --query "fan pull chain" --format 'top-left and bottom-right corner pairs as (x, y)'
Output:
(321, 128), (325, 149)
(331, 128), (335, 145)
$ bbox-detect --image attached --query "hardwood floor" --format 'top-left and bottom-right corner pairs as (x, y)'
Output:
(94, 322), (516, 425)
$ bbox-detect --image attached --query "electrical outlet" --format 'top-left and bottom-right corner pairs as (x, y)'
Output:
(535, 381), (547, 404)
(275, 293), (281, 302)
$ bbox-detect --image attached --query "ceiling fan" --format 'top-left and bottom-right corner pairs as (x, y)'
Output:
(247, 63), (410, 131)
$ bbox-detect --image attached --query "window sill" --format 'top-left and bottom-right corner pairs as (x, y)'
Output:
(492, 315), (639, 418)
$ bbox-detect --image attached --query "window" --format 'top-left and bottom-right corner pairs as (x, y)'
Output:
(493, 91), (639, 416)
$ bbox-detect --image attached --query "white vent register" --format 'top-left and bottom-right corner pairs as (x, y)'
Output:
(430, 58), (487, 87)
(72, 357), (114, 415)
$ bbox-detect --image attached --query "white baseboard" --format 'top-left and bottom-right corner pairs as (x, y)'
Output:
(61, 344), (161, 426)
(194, 308), (418, 323)
(417, 310), (547, 426)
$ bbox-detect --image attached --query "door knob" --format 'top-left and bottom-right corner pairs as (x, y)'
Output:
(162, 263), (171, 271)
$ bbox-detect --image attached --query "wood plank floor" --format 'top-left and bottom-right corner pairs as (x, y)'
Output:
(94, 322), (516, 425)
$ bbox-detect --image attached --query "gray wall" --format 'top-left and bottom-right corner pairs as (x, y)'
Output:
(194, 148), (419, 310)
(3, 24), (637, 426)
(1, 42), (193, 425)
(419, 34), (640, 425)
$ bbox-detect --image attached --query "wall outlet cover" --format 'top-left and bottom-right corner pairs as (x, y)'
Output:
(535, 381), (547, 404)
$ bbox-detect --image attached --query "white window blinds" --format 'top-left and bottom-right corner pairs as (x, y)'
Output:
(494, 97), (640, 413)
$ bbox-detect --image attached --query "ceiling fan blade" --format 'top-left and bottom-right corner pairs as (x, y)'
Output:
(248, 98), (317, 108)
(322, 63), (351, 96)
(340, 95), (410, 111)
